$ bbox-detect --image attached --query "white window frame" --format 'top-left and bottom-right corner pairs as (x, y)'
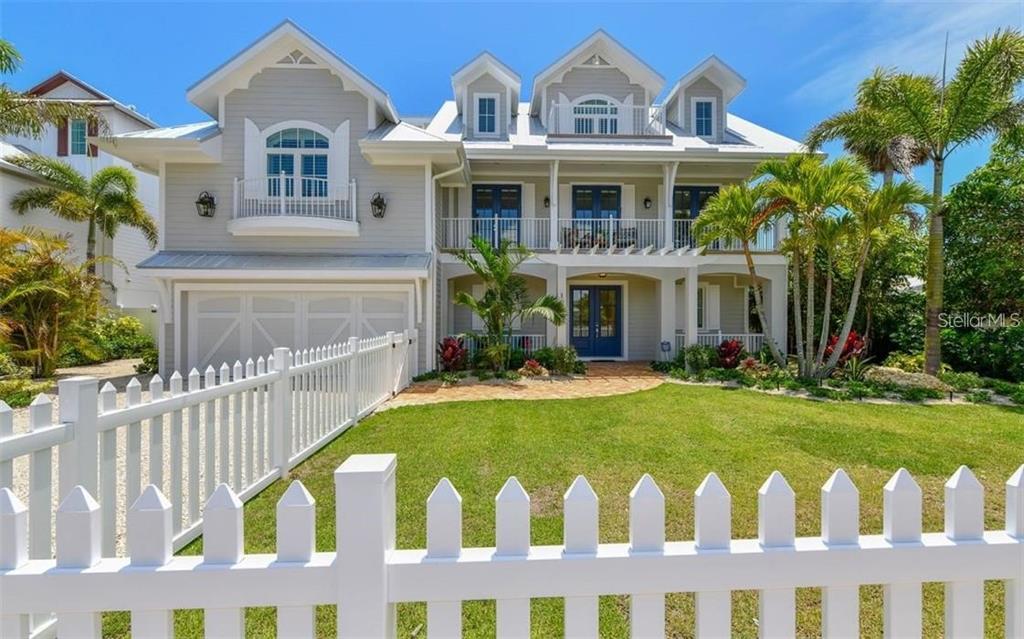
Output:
(690, 97), (717, 140)
(571, 94), (621, 136)
(475, 93), (500, 138)
(261, 121), (333, 198)
(69, 118), (88, 155)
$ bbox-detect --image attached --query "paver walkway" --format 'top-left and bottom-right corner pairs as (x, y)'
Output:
(384, 361), (664, 409)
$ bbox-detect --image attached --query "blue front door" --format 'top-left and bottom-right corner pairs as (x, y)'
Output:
(570, 285), (622, 358)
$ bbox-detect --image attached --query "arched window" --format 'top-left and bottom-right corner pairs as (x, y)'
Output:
(265, 128), (330, 197)
(573, 98), (618, 135)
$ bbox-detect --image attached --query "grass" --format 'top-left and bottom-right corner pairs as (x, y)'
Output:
(102, 383), (1023, 638)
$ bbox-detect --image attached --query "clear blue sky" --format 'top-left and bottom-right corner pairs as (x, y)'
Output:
(3, 1), (1022, 187)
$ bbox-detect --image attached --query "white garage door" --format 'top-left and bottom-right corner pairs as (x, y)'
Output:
(187, 290), (411, 371)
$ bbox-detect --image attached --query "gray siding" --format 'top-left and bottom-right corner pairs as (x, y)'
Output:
(544, 66), (646, 113)
(669, 76), (725, 143)
(624, 276), (658, 360)
(163, 68), (426, 254)
(449, 274), (548, 336)
(465, 73), (508, 140)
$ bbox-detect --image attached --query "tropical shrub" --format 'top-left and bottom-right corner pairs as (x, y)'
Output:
(412, 370), (440, 382)
(840, 356), (873, 382)
(533, 345), (580, 376)
(439, 371), (461, 386)
(717, 339), (744, 369)
(437, 337), (468, 372)
(0, 377), (50, 408)
(61, 314), (154, 366)
(898, 387), (945, 402)
(865, 366), (951, 394)
(965, 389), (992, 404)
(940, 324), (1024, 383)
(518, 359), (547, 377)
(938, 371), (983, 393)
(684, 345), (718, 373)
(508, 348), (527, 371)
(882, 352), (951, 375)
(480, 343), (509, 372)
(135, 348), (159, 375)
(823, 330), (866, 367)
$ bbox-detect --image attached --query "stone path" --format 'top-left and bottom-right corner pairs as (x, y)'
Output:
(384, 362), (665, 409)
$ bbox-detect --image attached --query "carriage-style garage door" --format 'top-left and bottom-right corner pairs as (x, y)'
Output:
(187, 290), (411, 371)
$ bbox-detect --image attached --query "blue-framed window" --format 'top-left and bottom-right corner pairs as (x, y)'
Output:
(673, 186), (718, 220)
(472, 184), (521, 246)
(70, 119), (88, 155)
(694, 100), (713, 137)
(301, 154), (328, 197)
(265, 128), (329, 197)
(477, 96), (497, 134)
(572, 185), (621, 219)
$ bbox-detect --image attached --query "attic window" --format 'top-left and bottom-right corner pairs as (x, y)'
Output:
(692, 98), (716, 138)
(277, 49), (316, 65)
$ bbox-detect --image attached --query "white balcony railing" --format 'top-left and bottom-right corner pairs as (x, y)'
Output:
(558, 218), (662, 251)
(547, 103), (667, 137)
(233, 175), (357, 221)
(675, 330), (765, 354)
(440, 217), (550, 250)
(673, 220), (779, 252)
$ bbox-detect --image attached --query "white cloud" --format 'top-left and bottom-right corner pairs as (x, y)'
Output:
(790, 1), (1023, 107)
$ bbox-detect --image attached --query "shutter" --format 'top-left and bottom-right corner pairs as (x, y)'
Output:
(87, 119), (98, 157)
(620, 95), (634, 135)
(708, 285), (721, 330)
(243, 119), (262, 197)
(522, 183), (536, 246)
(57, 119), (68, 156)
(622, 185), (635, 219)
(556, 93), (571, 133)
(332, 121), (350, 199)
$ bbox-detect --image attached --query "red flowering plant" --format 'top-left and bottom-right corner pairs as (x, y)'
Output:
(823, 330), (865, 366)
(437, 336), (468, 372)
(717, 339), (745, 369)
(518, 358), (548, 377)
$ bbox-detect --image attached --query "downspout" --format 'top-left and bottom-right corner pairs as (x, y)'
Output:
(427, 148), (467, 370)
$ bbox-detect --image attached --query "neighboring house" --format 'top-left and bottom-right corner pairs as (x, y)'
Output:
(96, 21), (802, 376)
(0, 71), (162, 332)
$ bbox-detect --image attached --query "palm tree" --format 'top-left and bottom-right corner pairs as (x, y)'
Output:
(0, 39), (105, 139)
(861, 29), (1024, 374)
(806, 70), (928, 185)
(755, 154), (870, 377)
(453, 236), (566, 370)
(693, 183), (787, 367)
(824, 181), (929, 371)
(812, 214), (855, 369)
(7, 156), (157, 275)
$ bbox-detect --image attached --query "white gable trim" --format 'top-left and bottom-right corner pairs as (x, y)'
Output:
(665, 55), (746, 115)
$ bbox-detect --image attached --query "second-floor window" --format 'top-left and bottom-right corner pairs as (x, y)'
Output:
(573, 99), (618, 135)
(265, 128), (329, 197)
(476, 95), (497, 135)
(70, 119), (88, 155)
(694, 99), (714, 137)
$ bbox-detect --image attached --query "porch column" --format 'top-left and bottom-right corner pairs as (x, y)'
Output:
(555, 266), (568, 346)
(662, 162), (679, 251)
(769, 271), (787, 355)
(549, 160), (560, 251)
(659, 275), (677, 358)
(684, 266), (699, 345)
(545, 268), (558, 349)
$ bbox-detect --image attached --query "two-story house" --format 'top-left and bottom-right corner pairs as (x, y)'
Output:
(97, 21), (801, 376)
(1, 71), (162, 332)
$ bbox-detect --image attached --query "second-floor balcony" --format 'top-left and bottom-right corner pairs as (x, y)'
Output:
(440, 217), (779, 254)
(229, 175), (358, 237)
(546, 102), (668, 138)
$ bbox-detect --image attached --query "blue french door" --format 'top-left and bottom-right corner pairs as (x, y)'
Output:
(472, 184), (521, 246)
(673, 186), (719, 248)
(569, 185), (621, 248)
(570, 285), (622, 358)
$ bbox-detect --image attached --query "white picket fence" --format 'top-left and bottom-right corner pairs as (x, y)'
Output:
(2, 456), (1021, 638)
(0, 329), (417, 563)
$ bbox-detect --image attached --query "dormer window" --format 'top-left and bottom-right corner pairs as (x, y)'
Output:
(692, 98), (715, 138)
(573, 98), (618, 135)
(476, 94), (498, 136)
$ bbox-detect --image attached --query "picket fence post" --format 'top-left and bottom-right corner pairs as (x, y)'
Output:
(270, 347), (292, 478)
(0, 488), (29, 638)
(57, 377), (99, 499)
(409, 328), (419, 378)
(346, 337), (360, 421)
(335, 454), (397, 638)
(56, 486), (102, 638)
(1007, 465), (1024, 638)
(386, 331), (397, 396)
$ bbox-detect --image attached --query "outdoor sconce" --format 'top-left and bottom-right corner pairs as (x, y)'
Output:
(370, 192), (387, 218)
(643, 196), (653, 209)
(544, 196), (551, 208)
(195, 191), (216, 217)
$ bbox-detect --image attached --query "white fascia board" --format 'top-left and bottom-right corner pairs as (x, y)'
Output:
(461, 147), (798, 163)
(664, 55), (747, 109)
(451, 52), (522, 111)
(139, 268), (429, 281)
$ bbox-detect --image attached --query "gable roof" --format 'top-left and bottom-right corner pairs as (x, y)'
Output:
(23, 70), (158, 129)
(664, 55), (746, 109)
(451, 51), (521, 114)
(186, 20), (399, 123)
(530, 29), (665, 115)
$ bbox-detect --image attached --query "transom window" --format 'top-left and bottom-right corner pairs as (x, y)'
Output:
(70, 119), (87, 155)
(573, 98), (618, 135)
(476, 95), (497, 135)
(265, 128), (329, 197)
(694, 100), (714, 137)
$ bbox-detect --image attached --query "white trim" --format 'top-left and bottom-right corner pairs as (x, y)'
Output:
(690, 96), (717, 140)
(565, 278), (629, 361)
(473, 92), (500, 138)
(226, 216), (359, 237)
(262, 119), (333, 139)
(143, 268), (428, 281)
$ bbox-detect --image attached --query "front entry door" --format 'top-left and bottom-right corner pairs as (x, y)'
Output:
(570, 285), (622, 358)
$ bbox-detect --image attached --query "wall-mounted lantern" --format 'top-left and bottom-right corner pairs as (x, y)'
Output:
(370, 192), (387, 218)
(643, 196), (653, 209)
(195, 191), (216, 217)
(543, 196), (551, 208)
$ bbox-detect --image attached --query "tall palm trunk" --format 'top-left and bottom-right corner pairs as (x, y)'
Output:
(815, 259), (834, 371)
(804, 250), (816, 374)
(791, 248), (806, 376)
(825, 240), (871, 371)
(923, 156), (944, 374)
(743, 242), (786, 367)
(85, 217), (97, 276)
(882, 165), (894, 186)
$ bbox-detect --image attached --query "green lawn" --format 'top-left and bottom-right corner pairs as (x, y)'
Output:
(105, 384), (1023, 638)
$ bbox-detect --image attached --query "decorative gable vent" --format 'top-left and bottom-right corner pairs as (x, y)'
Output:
(277, 49), (317, 65)
(582, 55), (611, 66)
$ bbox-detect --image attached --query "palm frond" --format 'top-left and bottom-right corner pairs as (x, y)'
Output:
(5, 155), (89, 194)
(0, 39), (21, 75)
